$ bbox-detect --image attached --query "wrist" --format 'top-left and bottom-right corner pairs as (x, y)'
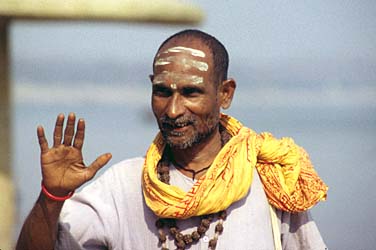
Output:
(41, 182), (74, 202)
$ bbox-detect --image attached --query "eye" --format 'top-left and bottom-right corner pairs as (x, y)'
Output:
(182, 87), (203, 97)
(152, 85), (172, 97)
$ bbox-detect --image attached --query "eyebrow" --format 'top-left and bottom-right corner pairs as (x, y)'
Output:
(152, 83), (206, 96)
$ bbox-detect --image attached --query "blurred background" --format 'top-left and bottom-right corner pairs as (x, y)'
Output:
(3, 0), (376, 249)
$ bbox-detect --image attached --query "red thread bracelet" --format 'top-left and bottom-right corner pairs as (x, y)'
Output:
(41, 182), (74, 201)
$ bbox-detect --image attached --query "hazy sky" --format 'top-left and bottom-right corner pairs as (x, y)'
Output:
(13, 1), (376, 63)
(11, 0), (376, 108)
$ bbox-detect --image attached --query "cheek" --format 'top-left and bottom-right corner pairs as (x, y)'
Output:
(152, 94), (168, 109)
(151, 97), (164, 117)
(186, 97), (219, 114)
(187, 101), (220, 125)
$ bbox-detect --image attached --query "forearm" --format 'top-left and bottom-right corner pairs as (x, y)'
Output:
(16, 192), (64, 250)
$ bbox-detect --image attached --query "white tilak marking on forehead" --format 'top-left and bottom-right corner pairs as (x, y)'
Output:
(154, 56), (208, 72)
(157, 46), (206, 58)
(152, 71), (204, 85)
(163, 46), (206, 57)
(154, 60), (170, 66)
(190, 75), (204, 85)
(152, 79), (165, 84)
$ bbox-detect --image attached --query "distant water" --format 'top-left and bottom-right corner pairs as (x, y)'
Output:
(13, 102), (376, 250)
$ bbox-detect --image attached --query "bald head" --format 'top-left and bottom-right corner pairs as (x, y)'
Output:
(153, 29), (229, 86)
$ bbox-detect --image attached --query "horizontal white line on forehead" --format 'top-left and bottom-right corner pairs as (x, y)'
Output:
(154, 56), (208, 72)
(152, 71), (204, 85)
(159, 46), (206, 58)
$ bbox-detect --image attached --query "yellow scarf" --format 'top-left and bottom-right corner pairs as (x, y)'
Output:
(142, 114), (328, 219)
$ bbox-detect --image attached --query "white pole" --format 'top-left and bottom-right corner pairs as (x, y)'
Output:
(0, 18), (15, 250)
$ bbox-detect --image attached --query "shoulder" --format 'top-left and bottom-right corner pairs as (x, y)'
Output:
(94, 156), (146, 190)
(61, 156), (146, 213)
(104, 157), (145, 177)
(68, 156), (145, 200)
(58, 156), (148, 247)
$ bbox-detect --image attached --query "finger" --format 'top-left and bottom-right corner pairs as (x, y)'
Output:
(37, 126), (49, 154)
(73, 119), (85, 150)
(63, 113), (76, 146)
(86, 153), (112, 181)
(53, 113), (65, 147)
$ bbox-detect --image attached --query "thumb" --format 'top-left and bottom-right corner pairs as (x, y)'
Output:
(86, 153), (112, 181)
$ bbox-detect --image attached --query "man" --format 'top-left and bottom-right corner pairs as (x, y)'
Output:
(17, 29), (328, 250)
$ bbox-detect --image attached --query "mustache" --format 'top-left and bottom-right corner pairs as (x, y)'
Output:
(159, 115), (196, 128)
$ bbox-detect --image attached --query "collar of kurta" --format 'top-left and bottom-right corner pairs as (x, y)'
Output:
(142, 113), (328, 219)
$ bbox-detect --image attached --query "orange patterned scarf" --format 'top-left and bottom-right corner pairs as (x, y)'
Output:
(142, 114), (328, 219)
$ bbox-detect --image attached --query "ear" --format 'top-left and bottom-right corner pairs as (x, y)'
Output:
(219, 78), (236, 109)
(149, 74), (154, 82)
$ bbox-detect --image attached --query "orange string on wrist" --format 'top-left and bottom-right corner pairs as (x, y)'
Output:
(41, 182), (74, 202)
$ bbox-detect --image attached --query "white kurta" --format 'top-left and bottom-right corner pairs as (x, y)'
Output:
(56, 157), (327, 250)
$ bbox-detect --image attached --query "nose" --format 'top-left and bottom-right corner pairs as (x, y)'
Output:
(166, 93), (185, 119)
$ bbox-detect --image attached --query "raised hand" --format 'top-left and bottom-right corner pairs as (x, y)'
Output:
(37, 113), (112, 197)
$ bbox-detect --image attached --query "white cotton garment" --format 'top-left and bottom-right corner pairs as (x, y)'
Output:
(56, 157), (327, 250)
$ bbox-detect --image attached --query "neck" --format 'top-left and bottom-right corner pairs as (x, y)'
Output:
(169, 128), (223, 179)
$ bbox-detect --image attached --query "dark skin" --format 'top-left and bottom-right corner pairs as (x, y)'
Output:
(38, 113), (112, 196)
(16, 38), (236, 249)
(16, 113), (112, 250)
(151, 38), (236, 178)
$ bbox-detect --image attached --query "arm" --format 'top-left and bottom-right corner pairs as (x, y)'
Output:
(16, 192), (64, 250)
(16, 113), (112, 250)
(278, 210), (327, 250)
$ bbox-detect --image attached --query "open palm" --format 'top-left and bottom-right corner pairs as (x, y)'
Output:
(38, 113), (112, 197)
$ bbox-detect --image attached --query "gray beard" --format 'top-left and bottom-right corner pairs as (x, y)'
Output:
(163, 122), (219, 150)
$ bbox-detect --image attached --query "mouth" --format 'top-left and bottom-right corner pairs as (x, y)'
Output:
(162, 122), (192, 135)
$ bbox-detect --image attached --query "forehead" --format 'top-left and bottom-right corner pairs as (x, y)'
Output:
(157, 46), (206, 58)
(153, 40), (213, 81)
(155, 39), (212, 64)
